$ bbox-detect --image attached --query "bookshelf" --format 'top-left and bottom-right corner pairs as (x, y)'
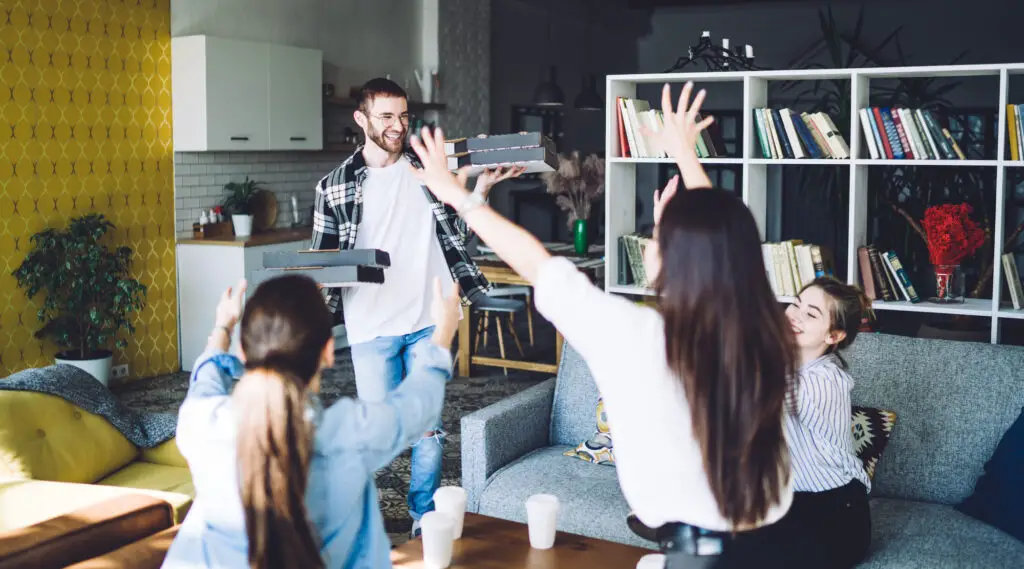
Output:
(605, 63), (1024, 344)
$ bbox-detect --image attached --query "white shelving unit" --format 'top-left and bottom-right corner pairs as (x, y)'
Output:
(605, 63), (1024, 344)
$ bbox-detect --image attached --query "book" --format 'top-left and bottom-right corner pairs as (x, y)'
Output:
(262, 248), (391, 269)
(1002, 253), (1023, 310)
(249, 265), (386, 288)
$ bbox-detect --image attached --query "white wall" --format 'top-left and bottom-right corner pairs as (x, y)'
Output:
(171, 0), (430, 98)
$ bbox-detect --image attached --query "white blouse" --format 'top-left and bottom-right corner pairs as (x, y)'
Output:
(784, 354), (872, 493)
(533, 257), (793, 532)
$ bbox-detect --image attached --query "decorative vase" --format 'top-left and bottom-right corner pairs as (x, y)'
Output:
(55, 349), (113, 387)
(928, 264), (965, 304)
(573, 219), (588, 256)
(231, 214), (254, 237)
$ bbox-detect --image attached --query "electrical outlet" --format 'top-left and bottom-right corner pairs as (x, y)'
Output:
(112, 364), (129, 380)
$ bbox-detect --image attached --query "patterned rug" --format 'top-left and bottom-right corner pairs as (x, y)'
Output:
(113, 340), (553, 546)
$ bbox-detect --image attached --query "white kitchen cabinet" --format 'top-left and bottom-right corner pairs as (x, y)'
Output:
(268, 44), (323, 150)
(176, 233), (347, 371)
(171, 35), (323, 152)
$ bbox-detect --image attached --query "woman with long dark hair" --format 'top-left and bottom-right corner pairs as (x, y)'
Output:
(406, 83), (802, 567)
(161, 274), (462, 569)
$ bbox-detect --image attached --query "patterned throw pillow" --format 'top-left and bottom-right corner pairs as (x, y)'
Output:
(852, 405), (897, 479)
(563, 398), (616, 464)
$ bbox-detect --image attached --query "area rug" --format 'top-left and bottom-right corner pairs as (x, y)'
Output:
(113, 347), (550, 546)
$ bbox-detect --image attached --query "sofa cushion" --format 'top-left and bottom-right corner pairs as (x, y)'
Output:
(0, 479), (188, 532)
(550, 344), (602, 446)
(96, 462), (194, 523)
(853, 406), (897, 480)
(956, 406), (1024, 543)
(564, 398), (615, 464)
(477, 445), (654, 549)
(845, 333), (1024, 505)
(0, 391), (139, 484)
(859, 498), (1024, 568)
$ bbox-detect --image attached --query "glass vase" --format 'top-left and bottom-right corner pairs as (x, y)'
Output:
(573, 219), (588, 256)
(928, 264), (965, 304)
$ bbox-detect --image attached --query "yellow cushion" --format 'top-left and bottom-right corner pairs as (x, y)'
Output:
(0, 391), (139, 483)
(95, 462), (194, 522)
(139, 438), (188, 468)
(0, 478), (189, 531)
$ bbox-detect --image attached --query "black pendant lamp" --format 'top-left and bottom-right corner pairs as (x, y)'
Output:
(574, 74), (602, 110)
(534, 66), (565, 107)
(533, 5), (564, 107)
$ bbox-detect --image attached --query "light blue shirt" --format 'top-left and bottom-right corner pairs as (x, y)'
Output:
(160, 340), (452, 569)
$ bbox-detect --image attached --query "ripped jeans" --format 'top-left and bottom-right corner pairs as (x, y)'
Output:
(350, 325), (445, 520)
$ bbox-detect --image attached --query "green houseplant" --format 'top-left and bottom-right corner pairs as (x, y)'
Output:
(222, 176), (264, 237)
(12, 213), (147, 386)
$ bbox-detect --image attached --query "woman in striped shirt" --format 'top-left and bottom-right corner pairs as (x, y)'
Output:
(782, 277), (874, 568)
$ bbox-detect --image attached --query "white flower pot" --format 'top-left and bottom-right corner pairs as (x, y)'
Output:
(55, 350), (113, 387)
(232, 214), (254, 237)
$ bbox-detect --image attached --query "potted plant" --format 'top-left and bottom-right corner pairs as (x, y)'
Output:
(12, 213), (147, 386)
(222, 176), (264, 237)
(542, 151), (605, 255)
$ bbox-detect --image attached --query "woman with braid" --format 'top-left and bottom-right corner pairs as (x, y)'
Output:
(161, 274), (461, 569)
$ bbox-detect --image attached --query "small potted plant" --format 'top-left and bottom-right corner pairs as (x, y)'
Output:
(222, 176), (264, 237)
(12, 213), (147, 386)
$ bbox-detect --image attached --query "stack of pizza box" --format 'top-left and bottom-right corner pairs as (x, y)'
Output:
(444, 132), (558, 175)
(250, 249), (389, 288)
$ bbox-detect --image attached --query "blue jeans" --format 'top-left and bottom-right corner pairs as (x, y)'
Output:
(349, 325), (443, 520)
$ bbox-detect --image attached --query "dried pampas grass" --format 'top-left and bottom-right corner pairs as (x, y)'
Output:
(542, 151), (605, 228)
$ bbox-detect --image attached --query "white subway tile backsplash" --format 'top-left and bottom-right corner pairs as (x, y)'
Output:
(174, 150), (353, 237)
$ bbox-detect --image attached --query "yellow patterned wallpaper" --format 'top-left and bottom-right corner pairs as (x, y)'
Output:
(0, 0), (177, 379)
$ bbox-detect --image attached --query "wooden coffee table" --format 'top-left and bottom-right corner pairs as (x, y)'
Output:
(391, 513), (649, 568)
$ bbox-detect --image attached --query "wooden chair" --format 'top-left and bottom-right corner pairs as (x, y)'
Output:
(482, 285), (534, 345)
(473, 295), (527, 376)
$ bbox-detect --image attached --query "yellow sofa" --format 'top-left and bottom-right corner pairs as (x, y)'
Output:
(0, 389), (193, 531)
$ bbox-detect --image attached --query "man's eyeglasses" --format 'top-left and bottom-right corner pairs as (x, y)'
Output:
(367, 112), (413, 128)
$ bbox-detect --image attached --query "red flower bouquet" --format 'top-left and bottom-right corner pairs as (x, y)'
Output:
(922, 203), (986, 266)
(921, 203), (985, 301)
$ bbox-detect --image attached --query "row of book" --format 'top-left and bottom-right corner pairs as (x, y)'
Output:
(754, 109), (851, 160)
(615, 96), (725, 159)
(617, 233), (653, 288)
(1005, 105), (1024, 161)
(762, 241), (833, 297)
(857, 246), (921, 303)
(858, 107), (965, 160)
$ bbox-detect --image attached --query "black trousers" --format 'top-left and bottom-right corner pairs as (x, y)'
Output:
(660, 481), (871, 569)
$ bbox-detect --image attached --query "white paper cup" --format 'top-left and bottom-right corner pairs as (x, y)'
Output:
(525, 494), (560, 549)
(420, 511), (455, 569)
(636, 553), (666, 569)
(433, 486), (468, 539)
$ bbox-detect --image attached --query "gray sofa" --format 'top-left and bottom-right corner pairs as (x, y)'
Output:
(461, 332), (1024, 568)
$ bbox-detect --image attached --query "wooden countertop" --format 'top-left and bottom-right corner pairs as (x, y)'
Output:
(177, 227), (313, 247)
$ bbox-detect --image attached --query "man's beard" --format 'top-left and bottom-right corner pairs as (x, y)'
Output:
(367, 122), (406, 154)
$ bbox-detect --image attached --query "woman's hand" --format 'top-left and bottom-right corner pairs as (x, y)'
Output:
(409, 126), (473, 207)
(430, 278), (462, 348)
(215, 279), (247, 330)
(653, 174), (680, 228)
(474, 166), (526, 199)
(643, 82), (715, 161)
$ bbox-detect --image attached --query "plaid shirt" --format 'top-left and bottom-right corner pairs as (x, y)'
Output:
(310, 146), (491, 313)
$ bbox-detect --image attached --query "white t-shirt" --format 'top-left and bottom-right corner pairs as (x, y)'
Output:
(533, 256), (794, 532)
(341, 157), (453, 345)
